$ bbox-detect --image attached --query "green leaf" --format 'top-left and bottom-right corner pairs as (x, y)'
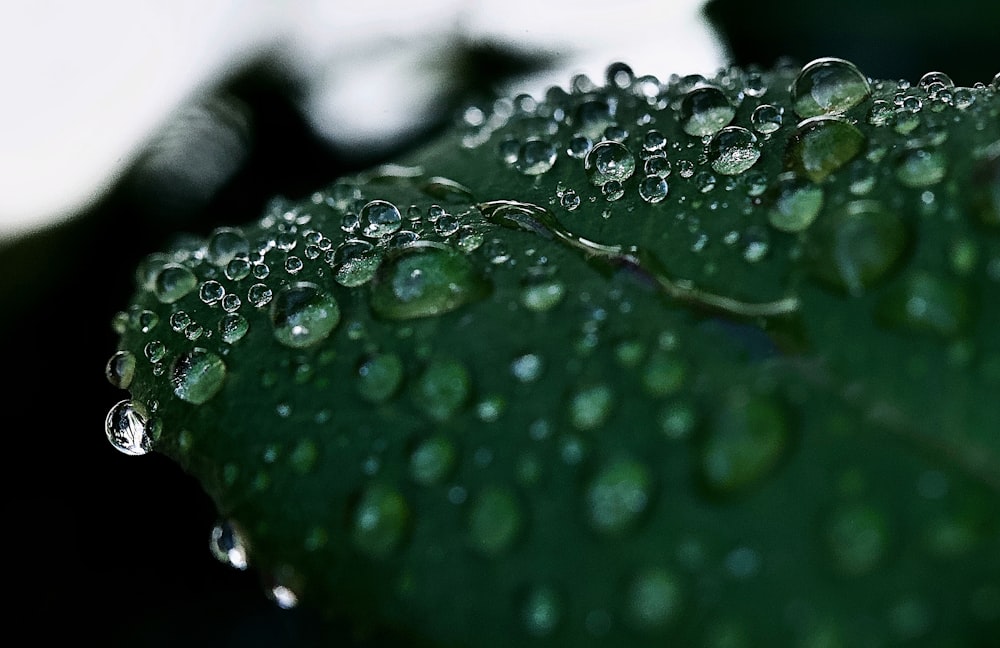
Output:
(104, 58), (1000, 646)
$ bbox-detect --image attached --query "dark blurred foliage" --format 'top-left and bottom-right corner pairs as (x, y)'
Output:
(2, 4), (996, 644)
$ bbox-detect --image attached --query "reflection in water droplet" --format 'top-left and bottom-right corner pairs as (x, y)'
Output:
(172, 348), (227, 404)
(371, 244), (490, 320)
(586, 457), (652, 535)
(708, 127), (760, 175)
(785, 116), (866, 183)
(105, 350), (136, 389)
(270, 282), (340, 348)
(209, 520), (249, 570)
(678, 86), (736, 136)
(791, 57), (871, 118)
(153, 263), (197, 304)
(467, 486), (523, 555)
(105, 399), (156, 456)
(351, 483), (410, 558)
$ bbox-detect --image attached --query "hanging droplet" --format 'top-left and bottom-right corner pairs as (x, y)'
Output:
(791, 57), (871, 118)
(585, 141), (636, 186)
(105, 399), (156, 456)
(270, 282), (340, 348)
(370, 244), (490, 320)
(172, 348), (227, 404)
(707, 126), (760, 175)
(678, 86), (736, 137)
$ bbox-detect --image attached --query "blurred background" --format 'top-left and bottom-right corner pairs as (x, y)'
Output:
(1, 0), (996, 644)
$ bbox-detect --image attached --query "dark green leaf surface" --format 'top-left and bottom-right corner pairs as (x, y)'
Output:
(105, 59), (1000, 646)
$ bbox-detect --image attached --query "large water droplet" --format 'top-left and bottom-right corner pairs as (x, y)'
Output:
(791, 57), (871, 118)
(707, 126), (760, 175)
(806, 200), (907, 295)
(370, 244), (489, 320)
(585, 141), (636, 186)
(270, 282), (340, 348)
(824, 502), (890, 577)
(153, 263), (197, 304)
(700, 391), (789, 495)
(105, 399), (156, 455)
(172, 348), (227, 404)
(467, 486), (523, 556)
(678, 86), (736, 137)
(767, 172), (824, 233)
(785, 116), (866, 183)
(585, 457), (652, 535)
(351, 483), (410, 558)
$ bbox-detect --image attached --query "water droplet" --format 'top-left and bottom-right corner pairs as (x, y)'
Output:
(360, 200), (402, 238)
(894, 148), (947, 187)
(573, 98), (616, 139)
(105, 399), (156, 456)
(467, 486), (523, 556)
(413, 358), (470, 422)
(708, 126), (760, 175)
(357, 353), (404, 403)
(585, 141), (636, 186)
(409, 435), (456, 485)
(642, 351), (686, 396)
(219, 312), (249, 343)
(918, 70), (954, 91)
(330, 239), (382, 287)
(638, 175), (669, 203)
(560, 189), (581, 211)
(567, 135), (593, 159)
(521, 280), (565, 312)
(806, 199), (907, 295)
(750, 103), (783, 134)
(370, 244), (490, 320)
(225, 257), (251, 281)
(658, 401), (697, 440)
(153, 263), (197, 304)
(867, 99), (894, 126)
(199, 280), (225, 305)
(351, 483), (410, 558)
(569, 383), (614, 430)
(642, 129), (667, 152)
(511, 353), (544, 383)
(515, 138), (558, 175)
(700, 390), (789, 495)
(585, 457), (652, 535)
(625, 567), (683, 631)
(824, 502), (890, 576)
(247, 283), (273, 307)
(767, 172), (824, 232)
(105, 350), (136, 389)
(785, 116), (866, 183)
(791, 57), (871, 118)
(207, 227), (249, 266)
(270, 282), (340, 348)
(679, 86), (736, 136)
(521, 586), (562, 637)
(209, 520), (249, 570)
(172, 348), (227, 404)
(144, 340), (165, 362)
(876, 272), (971, 337)
(644, 156), (672, 178)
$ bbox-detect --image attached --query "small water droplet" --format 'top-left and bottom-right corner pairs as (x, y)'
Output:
(791, 57), (871, 118)
(209, 520), (249, 570)
(567, 135), (593, 159)
(520, 280), (565, 312)
(750, 103), (783, 134)
(105, 350), (136, 389)
(644, 156), (672, 178)
(247, 283), (273, 307)
(351, 483), (410, 558)
(585, 141), (636, 186)
(199, 280), (225, 305)
(270, 282), (340, 348)
(357, 353), (404, 403)
(638, 175), (669, 203)
(511, 353), (544, 383)
(569, 383), (614, 430)
(467, 486), (523, 556)
(413, 358), (470, 422)
(585, 457), (652, 535)
(409, 435), (456, 485)
(360, 200), (402, 238)
(679, 86), (736, 136)
(708, 126), (760, 175)
(219, 312), (249, 343)
(172, 348), (226, 404)
(876, 272), (970, 337)
(516, 138), (558, 175)
(625, 567), (683, 631)
(521, 586), (562, 637)
(105, 399), (156, 455)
